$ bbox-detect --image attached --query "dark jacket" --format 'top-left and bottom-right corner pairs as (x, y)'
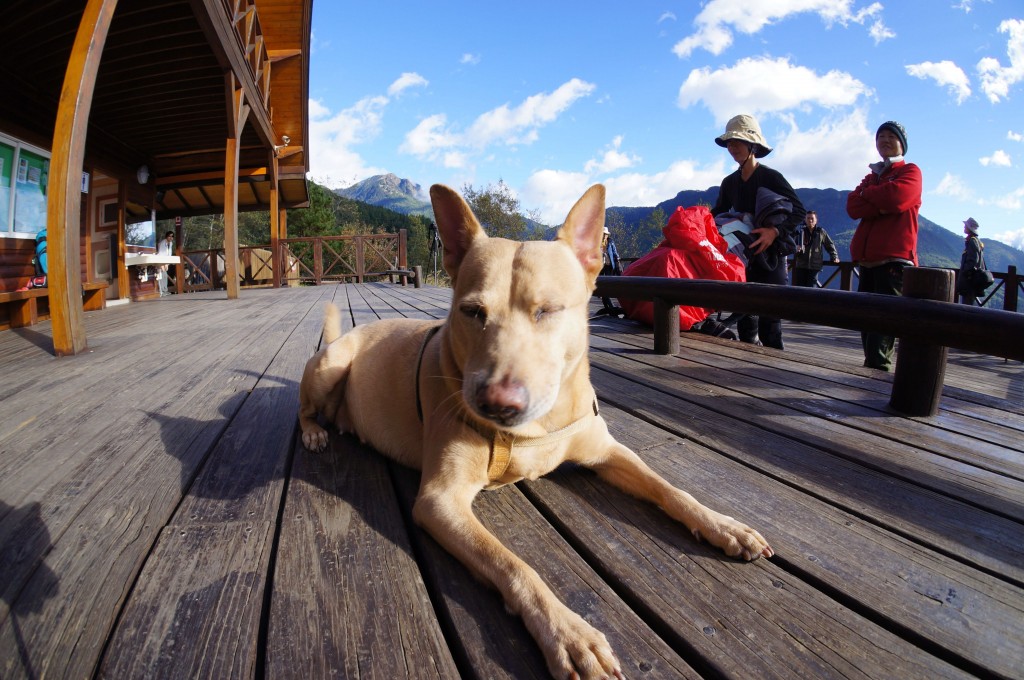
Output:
(956, 234), (985, 295)
(794, 225), (839, 271)
(712, 164), (805, 268)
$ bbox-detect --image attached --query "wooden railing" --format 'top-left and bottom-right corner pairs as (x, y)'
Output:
(595, 270), (1024, 416)
(222, 0), (270, 107)
(179, 232), (410, 292)
(805, 262), (1021, 312)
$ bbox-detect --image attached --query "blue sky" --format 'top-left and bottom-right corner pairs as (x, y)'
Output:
(307, 1), (1024, 249)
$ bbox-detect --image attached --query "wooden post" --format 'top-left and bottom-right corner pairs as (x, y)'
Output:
(269, 152), (281, 288)
(413, 265), (422, 289)
(840, 263), (855, 291)
(653, 297), (680, 355)
(223, 73), (250, 300)
(890, 267), (955, 416)
(47, 0), (119, 355)
(1004, 266), (1018, 312)
(117, 182), (130, 300)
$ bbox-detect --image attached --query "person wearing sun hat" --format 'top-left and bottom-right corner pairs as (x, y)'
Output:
(710, 113), (805, 349)
(846, 119), (922, 370)
(956, 217), (987, 305)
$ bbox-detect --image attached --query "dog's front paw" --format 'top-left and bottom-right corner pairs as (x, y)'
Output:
(535, 607), (622, 680)
(693, 513), (774, 561)
(301, 424), (329, 452)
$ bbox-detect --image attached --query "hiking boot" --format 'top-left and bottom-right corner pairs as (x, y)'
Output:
(695, 318), (738, 340)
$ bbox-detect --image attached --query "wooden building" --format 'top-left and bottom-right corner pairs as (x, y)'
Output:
(0, 0), (312, 355)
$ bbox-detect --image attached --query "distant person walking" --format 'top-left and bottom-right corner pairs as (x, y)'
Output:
(956, 217), (987, 305)
(157, 230), (174, 297)
(710, 114), (805, 349)
(846, 120), (922, 371)
(792, 210), (840, 287)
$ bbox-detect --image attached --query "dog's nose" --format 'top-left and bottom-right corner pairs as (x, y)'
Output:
(476, 377), (528, 423)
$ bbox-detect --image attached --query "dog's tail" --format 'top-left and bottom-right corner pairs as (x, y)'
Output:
(323, 303), (343, 345)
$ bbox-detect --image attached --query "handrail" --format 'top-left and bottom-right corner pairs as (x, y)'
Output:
(595, 275), (1024, 361)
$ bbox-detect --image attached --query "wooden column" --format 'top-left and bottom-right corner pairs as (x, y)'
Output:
(890, 267), (955, 416)
(223, 73), (250, 300)
(269, 153), (281, 288)
(653, 297), (680, 355)
(116, 182), (130, 300)
(47, 0), (119, 355)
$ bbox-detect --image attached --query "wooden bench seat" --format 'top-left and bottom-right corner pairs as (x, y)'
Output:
(0, 281), (109, 330)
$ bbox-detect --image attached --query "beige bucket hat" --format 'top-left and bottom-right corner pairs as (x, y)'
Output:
(715, 114), (773, 158)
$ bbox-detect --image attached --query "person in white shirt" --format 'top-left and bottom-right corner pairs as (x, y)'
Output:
(157, 231), (174, 296)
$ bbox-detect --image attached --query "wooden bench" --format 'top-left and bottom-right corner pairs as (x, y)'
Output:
(0, 281), (109, 330)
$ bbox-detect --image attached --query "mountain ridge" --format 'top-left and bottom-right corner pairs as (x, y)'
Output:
(332, 174), (1023, 274)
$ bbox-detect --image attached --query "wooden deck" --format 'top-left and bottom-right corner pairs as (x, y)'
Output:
(0, 283), (1021, 679)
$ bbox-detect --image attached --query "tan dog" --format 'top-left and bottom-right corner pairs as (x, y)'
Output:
(298, 184), (773, 679)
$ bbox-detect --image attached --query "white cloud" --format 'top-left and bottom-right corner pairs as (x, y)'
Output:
(991, 228), (1024, 250)
(583, 136), (641, 174)
(1009, 130), (1024, 142)
(400, 79), (596, 161)
(521, 158), (727, 225)
(400, 114), (459, 155)
(906, 60), (971, 104)
(460, 53), (481, 66)
(672, 0), (890, 58)
(953, 0), (993, 14)
(869, 19), (896, 44)
(979, 150), (1012, 167)
(933, 172), (974, 200)
(977, 19), (1024, 103)
(678, 56), (870, 123)
(387, 72), (428, 97)
(994, 186), (1024, 210)
(307, 96), (389, 187)
(770, 110), (877, 191)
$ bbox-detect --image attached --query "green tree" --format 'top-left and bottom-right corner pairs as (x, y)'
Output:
(288, 180), (338, 237)
(460, 180), (532, 240)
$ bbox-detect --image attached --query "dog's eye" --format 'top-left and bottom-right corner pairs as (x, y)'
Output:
(534, 305), (563, 322)
(460, 304), (487, 325)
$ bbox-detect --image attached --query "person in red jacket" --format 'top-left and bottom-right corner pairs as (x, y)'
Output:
(846, 120), (922, 370)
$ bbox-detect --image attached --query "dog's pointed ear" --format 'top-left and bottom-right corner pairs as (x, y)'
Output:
(430, 184), (486, 283)
(556, 184), (606, 281)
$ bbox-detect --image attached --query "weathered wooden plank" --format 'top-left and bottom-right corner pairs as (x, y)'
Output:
(390, 464), (703, 679)
(100, 521), (274, 678)
(0, 288), (333, 679)
(586, 350), (1024, 580)
(267, 434), (461, 679)
(581, 386), (1024, 678)
(588, 333), (1024, 524)
(98, 286), (334, 677)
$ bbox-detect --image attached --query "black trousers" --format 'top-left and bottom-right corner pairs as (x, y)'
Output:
(857, 262), (905, 370)
(738, 257), (788, 349)
(792, 267), (819, 288)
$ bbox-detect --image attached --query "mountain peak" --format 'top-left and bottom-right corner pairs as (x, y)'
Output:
(336, 174), (432, 217)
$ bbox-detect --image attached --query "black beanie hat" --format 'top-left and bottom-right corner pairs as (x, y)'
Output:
(876, 120), (907, 155)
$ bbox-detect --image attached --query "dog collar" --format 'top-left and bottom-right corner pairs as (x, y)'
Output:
(468, 400), (600, 488)
(413, 320), (599, 488)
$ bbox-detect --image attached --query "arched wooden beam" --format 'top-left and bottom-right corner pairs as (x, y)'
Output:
(48, 0), (119, 356)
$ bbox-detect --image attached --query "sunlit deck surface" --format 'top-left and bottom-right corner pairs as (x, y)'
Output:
(1, 283), (1021, 679)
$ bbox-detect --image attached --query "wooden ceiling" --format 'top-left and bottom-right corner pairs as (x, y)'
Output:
(0, 0), (311, 218)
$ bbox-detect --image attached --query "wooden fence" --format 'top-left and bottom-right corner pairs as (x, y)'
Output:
(178, 231), (410, 292)
(813, 262), (1021, 311)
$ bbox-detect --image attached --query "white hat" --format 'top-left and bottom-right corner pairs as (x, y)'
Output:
(963, 217), (979, 234)
(715, 114), (773, 158)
